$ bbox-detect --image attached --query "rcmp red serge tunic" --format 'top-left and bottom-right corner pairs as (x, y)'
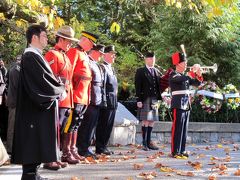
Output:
(67, 47), (92, 105)
(45, 45), (74, 108)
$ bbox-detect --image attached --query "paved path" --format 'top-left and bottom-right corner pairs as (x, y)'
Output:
(1, 143), (240, 180)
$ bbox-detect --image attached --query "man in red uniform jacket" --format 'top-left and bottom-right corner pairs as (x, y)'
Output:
(67, 31), (99, 159)
(44, 26), (80, 170)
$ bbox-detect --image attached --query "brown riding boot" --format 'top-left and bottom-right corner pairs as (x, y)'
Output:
(56, 161), (68, 168)
(43, 162), (61, 170)
(70, 131), (85, 161)
(61, 133), (80, 164)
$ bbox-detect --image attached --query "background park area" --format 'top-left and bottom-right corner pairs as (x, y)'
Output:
(0, 0), (240, 179)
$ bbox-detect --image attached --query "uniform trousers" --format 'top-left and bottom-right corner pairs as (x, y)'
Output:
(59, 108), (70, 134)
(68, 103), (88, 132)
(96, 108), (116, 152)
(77, 105), (100, 154)
(7, 107), (16, 153)
(21, 163), (40, 180)
(171, 108), (190, 154)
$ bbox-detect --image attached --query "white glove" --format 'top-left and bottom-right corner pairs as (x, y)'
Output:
(59, 91), (67, 101)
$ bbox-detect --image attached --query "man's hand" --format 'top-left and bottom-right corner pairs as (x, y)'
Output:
(195, 68), (203, 77)
(137, 102), (143, 108)
(59, 91), (67, 101)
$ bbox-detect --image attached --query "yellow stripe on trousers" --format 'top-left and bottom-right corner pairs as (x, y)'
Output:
(64, 110), (73, 133)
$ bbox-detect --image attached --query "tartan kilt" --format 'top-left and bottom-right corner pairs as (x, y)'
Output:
(137, 98), (159, 121)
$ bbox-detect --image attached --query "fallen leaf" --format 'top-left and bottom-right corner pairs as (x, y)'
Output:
(176, 171), (194, 177)
(123, 156), (130, 160)
(187, 161), (202, 170)
(137, 171), (157, 179)
(104, 177), (110, 180)
(234, 169), (240, 176)
(154, 163), (163, 168)
(218, 171), (228, 175)
(211, 156), (219, 161)
(164, 174), (175, 177)
(196, 153), (206, 159)
(224, 156), (231, 162)
(146, 158), (154, 162)
(71, 177), (79, 180)
(217, 144), (223, 148)
(126, 177), (134, 180)
(224, 147), (230, 155)
(208, 174), (217, 180)
(208, 161), (216, 165)
(160, 167), (174, 173)
(133, 163), (144, 170)
(113, 143), (122, 147)
(206, 146), (210, 150)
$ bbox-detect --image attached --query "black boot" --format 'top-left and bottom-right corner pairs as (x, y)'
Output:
(147, 127), (159, 150)
(22, 164), (41, 180)
(142, 126), (149, 151)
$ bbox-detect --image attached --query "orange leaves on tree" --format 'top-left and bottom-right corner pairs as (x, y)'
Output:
(54, 17), (65, 30)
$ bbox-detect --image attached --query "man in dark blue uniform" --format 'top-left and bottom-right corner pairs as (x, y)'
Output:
(169, 52), (203, 159)
(77, 44), (105, 158)
(95, 45), (118, 155)
(135, 52), (161, 151)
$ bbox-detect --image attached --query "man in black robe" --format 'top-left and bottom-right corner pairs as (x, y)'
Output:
(11, 25), (65, 180)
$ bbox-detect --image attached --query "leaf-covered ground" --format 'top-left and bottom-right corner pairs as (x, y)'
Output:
(1, 141), (240, 180)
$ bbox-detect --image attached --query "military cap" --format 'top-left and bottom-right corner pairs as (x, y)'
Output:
(81, 31), (99, 43)
(104, 45), (116, 53)
(56, 26), (79, 42)
(172, 52), (186, 65)
(92, 44), (105, 53)
(145, 52), (155, 58)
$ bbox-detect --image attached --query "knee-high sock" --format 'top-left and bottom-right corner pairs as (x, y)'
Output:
(147, 126), (153, 145)
(142, 126), (148, 144)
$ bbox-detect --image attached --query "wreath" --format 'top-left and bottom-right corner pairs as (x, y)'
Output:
(197, 81), (222, 114)
(222, 84), (240, 110)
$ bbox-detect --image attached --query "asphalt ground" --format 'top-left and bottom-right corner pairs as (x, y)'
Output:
(1, 142), (240, 180)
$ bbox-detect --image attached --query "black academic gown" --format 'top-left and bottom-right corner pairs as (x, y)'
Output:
(11, 49), (65, 165)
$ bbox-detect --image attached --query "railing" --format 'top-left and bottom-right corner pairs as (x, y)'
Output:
(120, 100), (240, 123)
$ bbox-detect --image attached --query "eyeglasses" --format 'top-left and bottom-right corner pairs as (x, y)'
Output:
(39, 34), (48, 39)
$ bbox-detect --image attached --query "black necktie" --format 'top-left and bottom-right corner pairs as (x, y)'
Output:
(150, 68), (154, 76)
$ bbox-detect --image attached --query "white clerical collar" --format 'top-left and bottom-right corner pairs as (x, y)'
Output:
(24, 46), (53, 73)
(29, 44), (43, 54)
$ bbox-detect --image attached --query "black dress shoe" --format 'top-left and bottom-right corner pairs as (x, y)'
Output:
(79, 150), (97, 159)
(36, 174), (49, 180)
(96, 148), (112, 155)
(43, 162), (61, 171)
(147, 144), (159, 150)
(181, 151), (189, 157)
(142, 145), (149, 151)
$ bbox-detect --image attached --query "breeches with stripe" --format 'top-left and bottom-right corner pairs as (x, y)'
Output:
(171, 108), (190, 154)
(68, 103), (88, 132)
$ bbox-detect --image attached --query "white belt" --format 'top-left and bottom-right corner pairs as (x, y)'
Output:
(172, 90), (191, 96)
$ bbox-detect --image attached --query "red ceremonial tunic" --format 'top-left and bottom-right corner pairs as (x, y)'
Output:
(45, 45), (74, 108)
(67, 47), (92, 105)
